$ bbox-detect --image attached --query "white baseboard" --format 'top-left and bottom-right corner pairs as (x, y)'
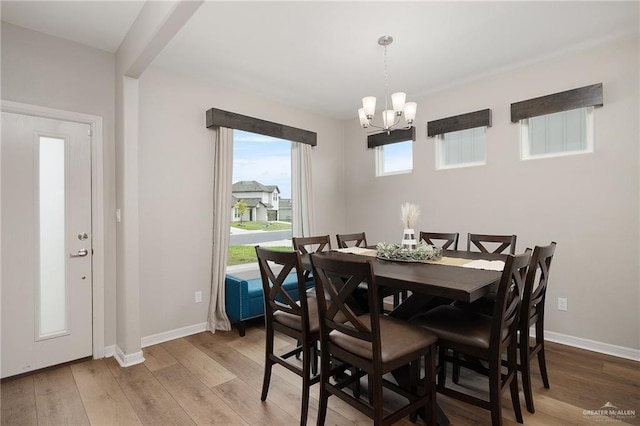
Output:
(103, 345), (116, 358)
(141, 322), (209, 348)
(114, 346), (145, 367)
(540, 330), (640, 362)
(102, 323), (638, 365)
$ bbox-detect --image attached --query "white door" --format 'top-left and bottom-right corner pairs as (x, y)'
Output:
(1, 112), (93, 378)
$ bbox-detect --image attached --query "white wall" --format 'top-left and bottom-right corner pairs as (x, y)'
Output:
(343, 37), (639, 351)
(137, 66), (345, 337)
(1, 23), (118, 347)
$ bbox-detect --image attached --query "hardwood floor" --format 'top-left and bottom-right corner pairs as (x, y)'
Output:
(2, 327), (639, 425)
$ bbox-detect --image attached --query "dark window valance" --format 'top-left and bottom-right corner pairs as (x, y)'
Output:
(205, 108), (317, 146)
(427, 109), (491, 137)
(510, 83), (603, 123)
(367, 127), (416, 148)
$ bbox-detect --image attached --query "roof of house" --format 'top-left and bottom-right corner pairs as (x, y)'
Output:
(232, 180), (271, 193)
(264, 185), (280, 193)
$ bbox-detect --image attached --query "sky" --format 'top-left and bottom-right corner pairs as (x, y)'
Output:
(232, 130), (292, 199)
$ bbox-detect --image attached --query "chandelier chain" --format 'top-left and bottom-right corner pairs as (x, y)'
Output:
(383, 45), (389, 112)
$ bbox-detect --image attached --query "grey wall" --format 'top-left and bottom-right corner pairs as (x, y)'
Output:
(1, 23), (118, 347)
(3, 21), (637, 354)
(343, 37), (639, 350)
(137, 66), (346, 337)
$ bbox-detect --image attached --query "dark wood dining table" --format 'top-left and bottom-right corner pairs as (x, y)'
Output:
(307, 249), (505, 319)
(305, 248), (508, 425)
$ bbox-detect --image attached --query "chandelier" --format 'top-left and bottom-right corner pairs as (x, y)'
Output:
(358, 35), (417, 133)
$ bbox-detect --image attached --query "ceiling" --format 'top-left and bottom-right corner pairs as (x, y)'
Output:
(2, 1), (638, 120)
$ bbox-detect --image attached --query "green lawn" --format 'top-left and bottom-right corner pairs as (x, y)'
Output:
(227, 245), (292, 266)
(231, 221), (291, 231)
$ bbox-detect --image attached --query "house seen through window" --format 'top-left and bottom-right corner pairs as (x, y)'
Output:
(228, 130), (293, 267)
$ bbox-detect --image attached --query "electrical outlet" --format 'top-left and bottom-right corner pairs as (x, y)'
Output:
(195, 291), (202, 303)
(557, 297), (568, 311)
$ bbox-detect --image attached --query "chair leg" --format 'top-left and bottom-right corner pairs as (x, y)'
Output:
(351, 367), (361, 398)
(317, 384), (328, 426)
(488, 357), (503, 426)
(452, 351), (461, 384)
(508, 341), (523, 424)
(317, 350), (331, 426)
(424, 345), (438, 425)
(521, 346), (535, 413)
(261, 326), (274, 401)
(423, 347), (437, 426)
(238, 321), (246, 337)
(300, 344), (311, 426)
(409, 360), (419, 422)
(372, 373), (384, 426)
(437, 345), (447, 389)
(537, 343), (550, 389)
(311, 342), (318, 376)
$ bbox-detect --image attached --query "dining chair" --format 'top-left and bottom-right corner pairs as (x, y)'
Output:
(413, 252), (530, 426)
(255, 246), (320, 426)
(336, 232), (367, 249)
(292, 235), (332, 280)
(467, 233), (517, 255)
(335, 231), (406, 311)
(310, 254), (438, 426)
(419, 232), (459, 250)
(520, 242), (556, 413)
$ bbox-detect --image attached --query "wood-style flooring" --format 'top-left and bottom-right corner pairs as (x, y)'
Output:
(2, 327), (639, 425)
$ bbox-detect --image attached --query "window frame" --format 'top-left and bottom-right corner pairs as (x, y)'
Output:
(375, 140), (414, 177)
(520, 106), (595, 161)
(435, 126), (487, 170)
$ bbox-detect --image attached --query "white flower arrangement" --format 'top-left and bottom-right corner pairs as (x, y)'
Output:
(401, 202), (420, 229)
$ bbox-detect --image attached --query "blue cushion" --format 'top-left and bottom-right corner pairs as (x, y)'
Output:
(225, 273), (314, 323)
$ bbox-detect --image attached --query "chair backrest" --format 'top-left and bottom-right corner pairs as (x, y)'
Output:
(491, 252), (530, 350)
(255, 246), (311, 331)
(310, 254), (381, 360)
(292, 235), (332, 255)
(467, 233), (517, 255)
(521, 242), (557, 329)
(419, 232), (459, 250)
(336, 232), (368, 249)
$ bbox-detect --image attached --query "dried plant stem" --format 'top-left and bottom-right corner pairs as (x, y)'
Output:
(401, 202), (420, 229)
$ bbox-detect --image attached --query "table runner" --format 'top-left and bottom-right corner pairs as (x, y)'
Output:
(334, 247), (504, 271)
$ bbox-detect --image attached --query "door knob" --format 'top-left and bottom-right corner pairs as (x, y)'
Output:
(70, 249), (89, 258)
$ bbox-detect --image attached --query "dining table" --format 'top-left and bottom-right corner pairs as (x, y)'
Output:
(304, 247), (509, 425)
(307, 248), (506, 317)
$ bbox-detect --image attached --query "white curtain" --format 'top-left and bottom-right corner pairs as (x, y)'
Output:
(208, 126), (233, 332)
(292, 142), (315, 237)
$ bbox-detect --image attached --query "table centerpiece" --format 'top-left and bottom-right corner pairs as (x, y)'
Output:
(376, 203), (443, 262)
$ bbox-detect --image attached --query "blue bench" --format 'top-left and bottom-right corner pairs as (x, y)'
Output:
(225, 273), (315, 336)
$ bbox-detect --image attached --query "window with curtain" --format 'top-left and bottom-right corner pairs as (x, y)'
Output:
(227, 130), (293, 267)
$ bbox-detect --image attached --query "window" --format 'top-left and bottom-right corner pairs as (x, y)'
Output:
(520, 106), (594, 160)
(436, 127), (486, 170)
(428, 109), (491, 170)
(228, 130), (292, 267)
(376, 140), (413, 176)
